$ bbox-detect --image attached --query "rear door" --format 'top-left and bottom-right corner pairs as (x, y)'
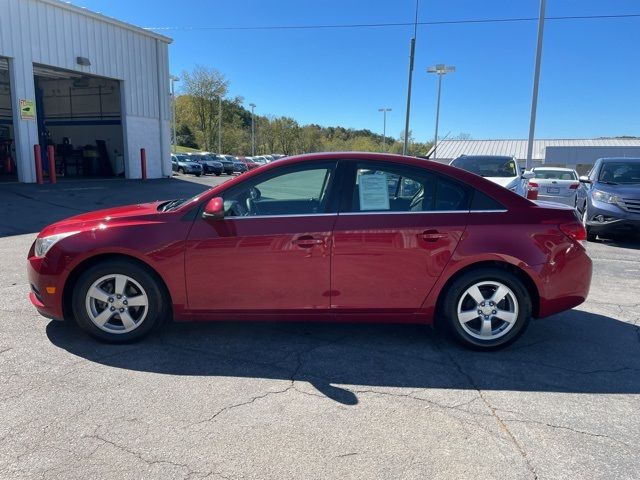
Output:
(331, 160), (469, 311)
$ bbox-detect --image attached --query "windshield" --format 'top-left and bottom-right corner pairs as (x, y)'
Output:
(451, 157), (517, 177)
(598, 162), (640, 184)
(533, 169), (577, 180)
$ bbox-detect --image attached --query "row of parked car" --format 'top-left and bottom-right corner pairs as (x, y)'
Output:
(449, 155), (640, 240)
(171, 153), (286, 177)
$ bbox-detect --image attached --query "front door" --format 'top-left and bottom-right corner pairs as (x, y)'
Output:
(331, 160), (469, 311)
(185, 162), (338, 312)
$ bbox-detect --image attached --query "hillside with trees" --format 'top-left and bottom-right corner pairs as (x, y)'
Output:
(175, 65), (433, 156)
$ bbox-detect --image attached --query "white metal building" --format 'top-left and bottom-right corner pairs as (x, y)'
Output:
(0, 0), (172, 183)
(427, 139), (640, 173)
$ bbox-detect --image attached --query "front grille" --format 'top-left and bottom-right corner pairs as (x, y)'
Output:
(617, 197), (640, 213)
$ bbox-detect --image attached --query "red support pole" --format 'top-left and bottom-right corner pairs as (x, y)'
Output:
(47, 145), (57, 184)
(34, 145), (43, 185)
(4, 154), (11, 175)
(140, 148), (147, 180)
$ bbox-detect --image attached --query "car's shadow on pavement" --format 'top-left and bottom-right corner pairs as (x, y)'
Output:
(46, 309), (640, 405)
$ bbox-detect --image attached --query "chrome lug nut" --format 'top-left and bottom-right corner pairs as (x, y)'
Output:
(119, 308), (125, 313)
(110, 306), (115, 311)
(492, 310), (497, 314)
(116, 294), (122, 299)
(123, 300), (128, 306)
(108, 297), (114, 303)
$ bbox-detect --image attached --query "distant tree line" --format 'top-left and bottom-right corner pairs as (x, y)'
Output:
(174, 65), (434, 156)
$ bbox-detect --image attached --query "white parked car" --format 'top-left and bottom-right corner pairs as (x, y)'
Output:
(527, 167), (580, 207)
(449, 155), (533, 197)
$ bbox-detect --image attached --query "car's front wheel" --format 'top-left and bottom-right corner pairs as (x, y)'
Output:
(71, 260), (167, 343)
(441, 268), (531, 350)
(177, 167), (184, 175)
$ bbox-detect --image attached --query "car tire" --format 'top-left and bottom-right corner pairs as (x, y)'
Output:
(71, 260), (167, 343)
(582, 208), (596, 241)
(178, 167), (184, 175)
(440, 267), (532, 350)
(215, 173), (221, 176)
(195, 173), (201, 177)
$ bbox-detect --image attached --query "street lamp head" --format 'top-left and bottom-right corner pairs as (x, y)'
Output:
(169, 75), (180, 82)
(378, 107), (392, 112)
(249, 103), (256, 110)
(427, 64), (456, 75)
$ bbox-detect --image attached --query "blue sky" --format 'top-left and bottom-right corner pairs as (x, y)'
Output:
(73, 0), (639, 142)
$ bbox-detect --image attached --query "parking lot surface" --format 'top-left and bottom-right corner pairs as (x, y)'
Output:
(1, 176), (639, 479)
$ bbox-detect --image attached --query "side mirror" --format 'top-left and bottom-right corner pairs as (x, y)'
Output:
(203, 197), (225, 219)
(521, 171), (535, 179)
(579, 176), (592, 184)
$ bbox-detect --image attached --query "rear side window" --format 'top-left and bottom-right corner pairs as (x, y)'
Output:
(470, 190), (505, 211)
(346, 162), (470, 213)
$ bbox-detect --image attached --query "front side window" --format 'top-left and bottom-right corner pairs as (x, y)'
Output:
(347, 162), (470, 213)
(598, 162), (640, 184)
(222, 164), (335, 217)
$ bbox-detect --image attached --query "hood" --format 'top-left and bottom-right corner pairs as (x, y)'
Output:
(594, 182), (640, 198)
(39, 201), (165, 237)
(484, 176), (518, 188)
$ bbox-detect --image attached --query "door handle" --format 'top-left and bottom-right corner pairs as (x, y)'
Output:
(294, 235), (324, 248)
(419, 230), (447, 242)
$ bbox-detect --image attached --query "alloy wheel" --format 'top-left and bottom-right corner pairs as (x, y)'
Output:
(456, 281), (519, 340)
(85, 274), (149, 334)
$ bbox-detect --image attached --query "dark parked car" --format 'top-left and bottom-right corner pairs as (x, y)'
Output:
(171, 154), (202, 176)
(28, 152), (591, 350)
(209, 154), (235, 175)
(226, 155), (247, 173)
(579, 157), (640, 240)
(188, 153), (223, 176)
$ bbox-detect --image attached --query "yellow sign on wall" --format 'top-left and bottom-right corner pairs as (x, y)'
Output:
(19, 99), (36, 120)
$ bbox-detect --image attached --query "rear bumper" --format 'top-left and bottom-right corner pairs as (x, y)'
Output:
(537, 194), (576, 207)
(533, 243), (592, 318)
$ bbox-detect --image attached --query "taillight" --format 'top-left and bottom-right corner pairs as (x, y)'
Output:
(526, 181), (539, 200)
(569, 183), (579, 190)
(559, 221), (587, 242)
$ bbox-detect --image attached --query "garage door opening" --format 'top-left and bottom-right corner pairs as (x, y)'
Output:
(0, 58), (17, 182)
(34, 64), (125, 179)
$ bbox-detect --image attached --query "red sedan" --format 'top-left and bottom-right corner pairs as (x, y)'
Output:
(27, 152), (592, 349)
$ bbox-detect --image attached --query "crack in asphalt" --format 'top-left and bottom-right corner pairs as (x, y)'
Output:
(84, 432), (226, 480)
(436, 344), (539, 480)
(499, 416), (636, 450)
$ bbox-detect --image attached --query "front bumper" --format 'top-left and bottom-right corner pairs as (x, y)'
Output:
(27, 254), (65, 321)
(586, 201), (640, 236)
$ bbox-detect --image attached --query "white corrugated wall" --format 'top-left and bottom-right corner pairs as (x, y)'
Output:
(0, 0), (171, 182)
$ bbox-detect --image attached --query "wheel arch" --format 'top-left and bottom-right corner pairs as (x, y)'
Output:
(434, 260), (541, 324)
(62, 253), (173, 322)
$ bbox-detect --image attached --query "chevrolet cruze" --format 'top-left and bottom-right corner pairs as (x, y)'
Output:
(28, 152), (592, 350)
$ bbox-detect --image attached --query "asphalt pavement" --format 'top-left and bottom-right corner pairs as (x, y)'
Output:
(0, 174), (639, 479)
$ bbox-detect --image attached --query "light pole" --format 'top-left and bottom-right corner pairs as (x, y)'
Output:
(249, 103), (256, 156)
(218, 94), (223, 153)
(526, 0), (546, 170)
(170, 75), (179, 153)
(427, 64), (455, 160)
(403, 0), (420, 155)
(378, 108), (391, 152)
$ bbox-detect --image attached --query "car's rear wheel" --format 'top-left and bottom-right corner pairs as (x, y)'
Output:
(177, 167), (184, 175)
(72, 260), (167, 343)
(582, 208), (596, 241)
(441, 268), (531, 350)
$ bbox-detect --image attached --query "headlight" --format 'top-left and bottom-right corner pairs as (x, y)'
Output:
(592, 189), (619, 204)
(34, 232), (79, 257)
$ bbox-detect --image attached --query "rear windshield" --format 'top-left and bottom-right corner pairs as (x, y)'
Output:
(533, 169), (577, 180)
(598, 162), (640, 184)
(451, 157), (517, 177)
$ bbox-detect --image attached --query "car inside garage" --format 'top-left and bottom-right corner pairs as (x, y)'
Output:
(0, 57), (17, 182)
(34, 64), (125, 179)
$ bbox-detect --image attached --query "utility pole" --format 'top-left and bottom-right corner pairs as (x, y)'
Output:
(526, 0), (546, 170)
(249, 103), (256, 156)
(402, 0), (420, 156)
(426, 64), (455, 160)
(218, 94), (222, 153)
(378, 108), (391, 152)
(170, 75), (179, 153)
